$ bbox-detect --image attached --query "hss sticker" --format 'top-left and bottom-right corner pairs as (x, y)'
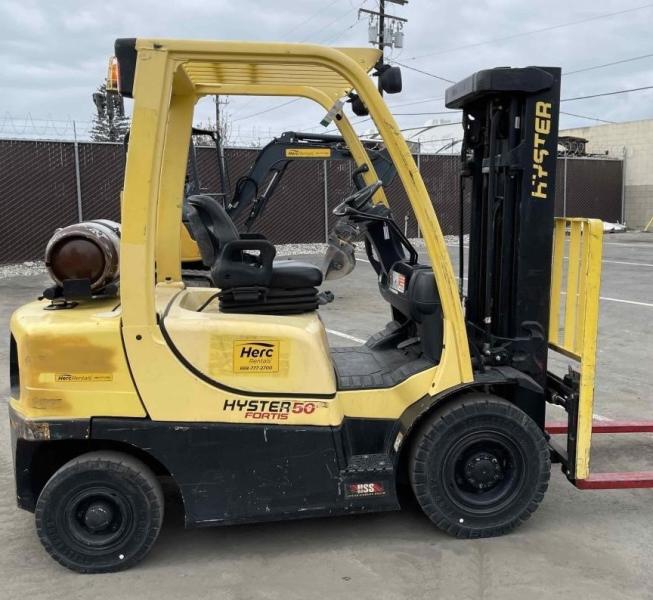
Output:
(233, 340), (279, 373)
(346, 482), (386, 498)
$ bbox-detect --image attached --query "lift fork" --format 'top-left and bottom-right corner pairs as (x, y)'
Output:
(545, 218), (653, 489)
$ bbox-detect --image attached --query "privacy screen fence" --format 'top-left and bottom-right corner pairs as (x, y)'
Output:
(0, 139), (623, 263)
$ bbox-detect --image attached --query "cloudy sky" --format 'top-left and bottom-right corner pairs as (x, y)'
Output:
(1, 0), (652, 144)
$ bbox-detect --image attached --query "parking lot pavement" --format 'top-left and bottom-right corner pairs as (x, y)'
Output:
(1, 233), (652, 599)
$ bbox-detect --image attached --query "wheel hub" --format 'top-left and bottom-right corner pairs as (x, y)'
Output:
(463, 452), (503, 490)
(82, 500), (115, 532)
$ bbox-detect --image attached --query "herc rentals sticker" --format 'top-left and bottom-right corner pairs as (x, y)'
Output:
(55, 373), (113, 383)
(233, 340), (280, 373)
(284, 147), (332, 158)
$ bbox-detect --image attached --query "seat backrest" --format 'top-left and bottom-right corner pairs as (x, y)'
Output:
(184, 195), (240, 267)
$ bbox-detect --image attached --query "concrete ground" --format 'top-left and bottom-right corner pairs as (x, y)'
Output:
(0, 232), (652, 599)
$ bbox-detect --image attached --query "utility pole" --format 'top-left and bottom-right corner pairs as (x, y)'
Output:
(360, 0), (407, 96)
(215, 95), (230, 196)
(378, 0), (385, 94)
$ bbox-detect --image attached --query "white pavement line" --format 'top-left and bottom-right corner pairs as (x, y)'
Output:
(603, 242), (653, 248)
(603, 259), (653, 268)
(326, 329), (366, 344)
(563, 256), (653, 267)
(356, 257), (370, 263)
(560, 291), (653, 308)
(594, 414), (613, 422)
(599, 295), (653, 308)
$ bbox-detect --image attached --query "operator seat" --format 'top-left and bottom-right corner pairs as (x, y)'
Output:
(184, 195), (322, 314)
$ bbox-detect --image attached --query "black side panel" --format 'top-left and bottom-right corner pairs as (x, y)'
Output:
(342, 418), (396, 456)
(114, 38), (137, 98)
(92, 419), (342, 526)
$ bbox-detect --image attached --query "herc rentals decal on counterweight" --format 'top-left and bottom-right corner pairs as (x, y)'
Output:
(233, 340), (280, 373)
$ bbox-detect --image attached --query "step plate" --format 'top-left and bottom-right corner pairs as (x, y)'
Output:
(341, 454), (399, 509)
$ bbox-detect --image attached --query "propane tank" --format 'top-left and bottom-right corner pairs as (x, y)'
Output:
(45, 220), (120, 291)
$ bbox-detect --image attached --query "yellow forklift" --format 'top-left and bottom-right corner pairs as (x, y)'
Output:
(8, 38), (652, 573)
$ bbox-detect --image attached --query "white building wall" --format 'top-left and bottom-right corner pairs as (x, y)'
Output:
(561, 119), (653, 228)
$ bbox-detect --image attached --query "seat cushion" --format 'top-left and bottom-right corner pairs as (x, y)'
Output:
(271, 260), (323, 289)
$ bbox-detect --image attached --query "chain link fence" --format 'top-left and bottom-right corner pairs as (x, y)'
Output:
(0, 139), (624, 263)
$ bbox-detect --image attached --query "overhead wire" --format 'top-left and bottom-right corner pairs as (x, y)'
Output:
(231, 0), (368, 125)
(563, 52), (653, 76)
(299, 0), (368, 43)
(561, 85), (653, 102)
(388, 60), (455, 83)
(559, 111), (615, 124)
(280, 0), (344, 39)
(232, 5), (653, 140)
(401, 3), (653, 61)
(231, 99), (301, 122)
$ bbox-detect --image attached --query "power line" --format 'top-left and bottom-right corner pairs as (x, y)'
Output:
(299, 0), (368, 43)
(234, 0), (368, 120)
(235, 0), (354, 113)
(232, 99), (300, 122)
(388, 95), (446, 108)
(399, 121), (462, 133)
(385, 59), (653, 112)
(559, 111), (616, 124)
(320, 12), (366, 45)
(389, 60), (455, 83)
(564, 52), (653, 76)
(392, 110), (460, 116)
(391, 53), (653, 85)
(281, 0), (344, 39)
(403, 3), (653, 61)
(562, 85), (653, 102)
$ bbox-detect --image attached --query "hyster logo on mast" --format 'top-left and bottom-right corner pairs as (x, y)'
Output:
(531, 100), (552, 200)
(233, 340), (280, 373)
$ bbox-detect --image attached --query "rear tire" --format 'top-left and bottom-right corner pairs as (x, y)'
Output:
(35, 451), (164, 573)
(409, 394), (550, 538)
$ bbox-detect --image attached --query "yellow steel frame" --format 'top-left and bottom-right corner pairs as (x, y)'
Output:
(115, 39), (473, 422)
(548, 217), (604, 480)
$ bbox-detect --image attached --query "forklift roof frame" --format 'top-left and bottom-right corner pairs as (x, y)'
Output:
(119, 38), (473, 387)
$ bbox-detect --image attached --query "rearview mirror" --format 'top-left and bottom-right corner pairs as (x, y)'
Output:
(379, 65), (402, 94)
(349, 93), (369, 116)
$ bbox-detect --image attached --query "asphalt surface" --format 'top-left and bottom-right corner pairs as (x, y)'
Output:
(1, 232), (652, 599)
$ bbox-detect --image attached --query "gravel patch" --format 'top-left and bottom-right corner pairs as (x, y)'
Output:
(0, 260), (46, 280)
(0, 235), (469, 277)
(276, 235), (468, 257)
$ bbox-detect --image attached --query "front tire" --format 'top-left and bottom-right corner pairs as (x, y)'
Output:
(35, 451), (164, 573)
(409, 394), (550, 538)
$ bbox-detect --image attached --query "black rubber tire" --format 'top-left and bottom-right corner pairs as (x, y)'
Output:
(35, 451), (164, 573)
(409, 394), (550, 538)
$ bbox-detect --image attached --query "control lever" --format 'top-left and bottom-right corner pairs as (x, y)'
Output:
(317, 290), (335, 305)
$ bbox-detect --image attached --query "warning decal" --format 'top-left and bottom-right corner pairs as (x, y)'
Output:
(233, 340), (280, 373)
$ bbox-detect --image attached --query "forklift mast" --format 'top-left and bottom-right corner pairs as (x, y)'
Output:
(446, 67), (561, 391)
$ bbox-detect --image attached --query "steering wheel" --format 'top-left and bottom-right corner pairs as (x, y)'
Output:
(332, 181), (383, 217)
